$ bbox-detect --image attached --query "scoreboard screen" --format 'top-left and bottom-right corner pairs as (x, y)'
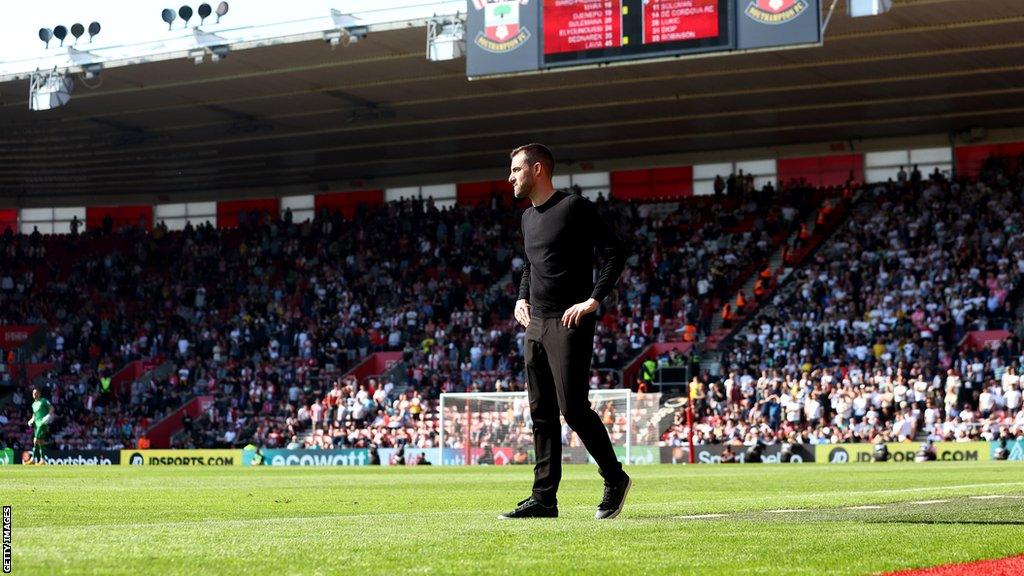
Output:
(465, 0), (821, 79)
(542, 0), (732, 67)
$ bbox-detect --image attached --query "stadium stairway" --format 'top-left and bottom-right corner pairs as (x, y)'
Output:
(614, 195), (814, 383)
(150, 395), (216, 448)
(699, 190), (861, 376)
(131, 360), (184, 447)
(110, 357), (169, 397)
(697, 210), (816, 375)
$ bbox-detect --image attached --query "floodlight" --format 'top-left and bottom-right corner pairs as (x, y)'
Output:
(29, 71), (73, 111)
(427, 19), (465, 62)
(848, 0), (892, 17)
(323, 29), (352, 49)
(198, 3), (212, 25)
(161, 8), (177, 30)
(53, 25), (67, 47)
(210, 44), (229, 62)
(83, 63), (102, 80)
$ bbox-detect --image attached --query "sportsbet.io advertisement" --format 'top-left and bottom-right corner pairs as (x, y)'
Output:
(41, 450), (120, 466)
(2, 450), (120, 465)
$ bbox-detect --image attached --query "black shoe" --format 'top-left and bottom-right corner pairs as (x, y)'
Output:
(595, 473), (632, 520)
(499, 497), (558, 519)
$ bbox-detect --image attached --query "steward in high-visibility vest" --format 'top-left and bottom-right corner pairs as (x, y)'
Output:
(641, 359), (657, 386)
(721, 303), (734, 327)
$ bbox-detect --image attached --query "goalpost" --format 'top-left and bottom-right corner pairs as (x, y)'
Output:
(438, 390), (661, 466)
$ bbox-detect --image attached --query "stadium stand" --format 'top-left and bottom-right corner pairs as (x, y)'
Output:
(5, 158), (1024, 455)
(663, 157), (1024, 448)
(0, 178), (817, 452)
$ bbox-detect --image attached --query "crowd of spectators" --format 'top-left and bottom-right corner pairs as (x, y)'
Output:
(0, 155), (958, 457)
(0, 171), (870, 455)
(662, 156), (1024, 450)
(169, 182), (813, 450)
(0, 194), (521, 451)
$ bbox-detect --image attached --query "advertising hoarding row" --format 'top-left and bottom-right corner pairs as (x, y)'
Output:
(0, 441), (1010, 466)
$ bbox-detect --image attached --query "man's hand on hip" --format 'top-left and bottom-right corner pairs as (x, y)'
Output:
(514, 299), (531, 327)
(562, 298), (598, 328)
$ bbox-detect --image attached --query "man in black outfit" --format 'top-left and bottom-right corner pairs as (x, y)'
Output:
(499, 143), (632, 520)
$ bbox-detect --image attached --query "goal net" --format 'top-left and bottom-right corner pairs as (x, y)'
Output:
(438, 390), (662, 466)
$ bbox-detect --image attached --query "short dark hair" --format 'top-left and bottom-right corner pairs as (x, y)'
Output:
(510, 143), (554, 176)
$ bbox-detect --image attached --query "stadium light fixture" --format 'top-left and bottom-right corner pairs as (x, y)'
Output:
(323, 29), (353, 49)
(198, 3), (212, 25)
(189, 24), (229, 64)
(40, 22), (101, 49)
(847, 0), (892, 17)
(165, 4), (225, 31)
(216, 2), (229, 23)
(323, 10), (365, 51)
(210, 44), (229, 62)
(179, 6), (194, 27)
(70, 23), (85, 44)
(323, 10), (368, 51)
(161, 8), (177, 30)
(29, 69), (73, 111)
(83, 63), (102, 80)
(53, 25), (68, 47)
(426, 18), (465, 62)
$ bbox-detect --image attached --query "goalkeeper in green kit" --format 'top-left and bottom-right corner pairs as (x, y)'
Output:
(27, 387), (54, 465)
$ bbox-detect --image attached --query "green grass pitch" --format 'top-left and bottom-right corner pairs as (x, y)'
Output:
(3, 462), (1024, 575)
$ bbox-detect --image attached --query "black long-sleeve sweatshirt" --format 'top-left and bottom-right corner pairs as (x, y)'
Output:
(517, 191), (627, 318)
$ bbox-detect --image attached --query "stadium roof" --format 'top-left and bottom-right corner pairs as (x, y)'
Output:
(1, 0), (1022, 201)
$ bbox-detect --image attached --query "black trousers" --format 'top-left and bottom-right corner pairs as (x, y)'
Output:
(525, 314), (624, 505)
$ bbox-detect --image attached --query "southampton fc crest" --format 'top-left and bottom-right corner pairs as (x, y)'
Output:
(745, 0), (809, 24)
(472, 0), (532, 53)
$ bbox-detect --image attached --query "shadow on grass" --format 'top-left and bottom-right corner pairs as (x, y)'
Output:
(867, 519), (1024, 526)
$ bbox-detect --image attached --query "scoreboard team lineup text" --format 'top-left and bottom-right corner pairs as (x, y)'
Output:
(542, 0), (731, 66)
(544, 0), (721, 53)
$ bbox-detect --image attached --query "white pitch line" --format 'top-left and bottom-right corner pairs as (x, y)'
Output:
(969, 495), (1004, 500)
(766, 509), (808, 514)
(675, 513), (727, 519)
(845, 505), (883, 510)
(634, 481), (1024, 511)
(908, 499), (949, 505)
